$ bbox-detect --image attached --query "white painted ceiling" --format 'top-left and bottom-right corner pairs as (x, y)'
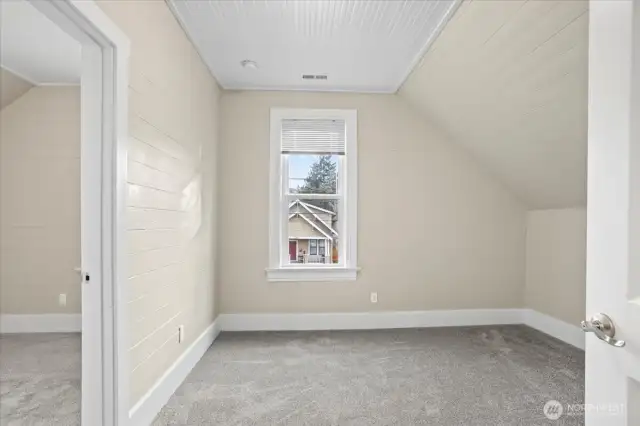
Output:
(400, 0), (588, 208)
(0, 0), (81, 84)
(168, 0), (460, 93)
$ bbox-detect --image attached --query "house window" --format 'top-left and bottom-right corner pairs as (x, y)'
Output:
(268, 109), (358, 281)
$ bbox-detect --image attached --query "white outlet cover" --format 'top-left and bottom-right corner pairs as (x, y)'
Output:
(370, 292), (378, 303)
(58, 293), (67, 306)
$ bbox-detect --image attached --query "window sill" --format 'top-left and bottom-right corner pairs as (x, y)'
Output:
(265, 266), (359, 282)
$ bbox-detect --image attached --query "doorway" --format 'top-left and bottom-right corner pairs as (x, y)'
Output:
(0, 0), (129, 424)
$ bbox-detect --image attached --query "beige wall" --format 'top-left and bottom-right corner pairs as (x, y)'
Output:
(525, 208), (586, 325)
(218, 91), (527, 313)
(0, 86), (80, 315)
(0, 68), (33, 110)
(97, 1), (220, 408)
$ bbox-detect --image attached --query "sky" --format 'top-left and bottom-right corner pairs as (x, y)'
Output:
(288, 154), (337, 191)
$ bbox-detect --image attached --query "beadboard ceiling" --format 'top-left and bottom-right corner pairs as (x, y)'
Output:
(400, 0), (588, 208)
(168, 0), (460, 93)
(0, 0), (81, 84)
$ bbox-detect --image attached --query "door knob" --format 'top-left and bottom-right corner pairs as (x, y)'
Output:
(581, 313), (626, 347)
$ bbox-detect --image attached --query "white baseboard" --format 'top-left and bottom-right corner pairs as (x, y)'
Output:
(0, 314), (82, 333)
(217, 309), (524, 332)
(218, 309), (585, 350)
(522, 309), (584, 350)
(128, 318), (221, 426)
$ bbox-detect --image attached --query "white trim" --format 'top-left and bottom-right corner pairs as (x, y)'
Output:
(222, 83), (399, 94)
(522, 309), (585, 350)
(289, 236), (330, 240)
(269, 108), (358, 281)
(128, 320), (221, 426)
(27, 1), (130, 425)
(0, 314), (82, 333)
(218, 309), (523, 331)
(396, 0), (463, 93)
(266, 266), (358, 282)
(217, 309), (586, 351)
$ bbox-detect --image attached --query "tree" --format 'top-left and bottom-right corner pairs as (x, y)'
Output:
(297, 155), (337, 195)
(297, 155), (337, 213)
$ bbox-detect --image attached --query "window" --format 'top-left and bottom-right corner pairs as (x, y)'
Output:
(268, 109), (358, 281)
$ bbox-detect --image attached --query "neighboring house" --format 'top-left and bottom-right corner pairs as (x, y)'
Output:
(288, 200), (338, 264)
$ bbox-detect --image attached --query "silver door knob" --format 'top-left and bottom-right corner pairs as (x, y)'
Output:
(581, 313), (626, 347)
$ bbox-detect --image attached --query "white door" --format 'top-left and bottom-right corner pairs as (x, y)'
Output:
(80, 43), (105, 425)
(585, 1), (640, 424)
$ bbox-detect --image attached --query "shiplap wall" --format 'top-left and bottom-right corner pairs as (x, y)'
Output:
(97, 0), (220, 408)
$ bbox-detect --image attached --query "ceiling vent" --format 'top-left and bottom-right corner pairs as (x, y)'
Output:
(302, 74), (328, 80)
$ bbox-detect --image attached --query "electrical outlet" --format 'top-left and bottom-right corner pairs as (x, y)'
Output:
(178, 325), (185, 343)
(370, 292), (378, 303)
(59, 294), (67, 307)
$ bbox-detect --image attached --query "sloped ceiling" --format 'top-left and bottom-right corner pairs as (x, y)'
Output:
(0, 0), (81, 84)
(400, 0), (588, 208)
(0, 67), (33, 110)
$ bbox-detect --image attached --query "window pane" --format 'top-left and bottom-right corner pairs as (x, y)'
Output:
(287, 198), (340, 265)
(288, 154), (338, 195)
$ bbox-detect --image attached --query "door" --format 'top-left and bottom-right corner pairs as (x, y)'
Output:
(289, 240), (297, 262)
(585, 1), (640, 424)
(80, 43), (104, 425)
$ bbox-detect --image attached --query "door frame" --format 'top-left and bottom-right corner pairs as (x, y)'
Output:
(28, 1), (130, 424)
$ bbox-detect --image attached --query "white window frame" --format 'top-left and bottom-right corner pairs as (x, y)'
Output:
(267, 108), (358, 282)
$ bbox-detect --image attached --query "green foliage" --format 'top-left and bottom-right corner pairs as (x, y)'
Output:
(297, 155), (337, 195)
(297, 155), (337, 214)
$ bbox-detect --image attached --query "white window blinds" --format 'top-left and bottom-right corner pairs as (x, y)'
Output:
(281, 118), (346, 154)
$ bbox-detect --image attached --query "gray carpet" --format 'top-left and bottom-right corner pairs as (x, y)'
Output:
(154, 325), (585, 425)
(0, 333), (81, 426)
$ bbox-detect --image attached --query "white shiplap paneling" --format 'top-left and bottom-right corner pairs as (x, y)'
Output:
(96, 0), (220, 409)
(400, 0), (588, 208)
(168, 0), (460, 93)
